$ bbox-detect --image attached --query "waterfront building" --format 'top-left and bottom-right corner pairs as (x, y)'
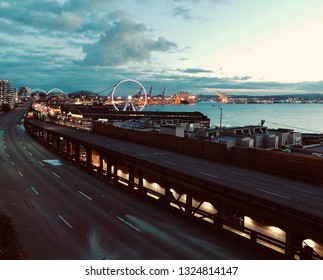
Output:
(212, 125), (302, 149)
(160, 124), (186, 137)
(218, 125), (276, 149)
(268, 128), (302, 148)
(199, 125), (300, 150)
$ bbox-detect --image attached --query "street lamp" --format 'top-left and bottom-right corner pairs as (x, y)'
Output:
(212, 104), (223, 139)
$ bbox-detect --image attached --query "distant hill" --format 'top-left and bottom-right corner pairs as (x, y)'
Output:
(198, 93), (323, 101)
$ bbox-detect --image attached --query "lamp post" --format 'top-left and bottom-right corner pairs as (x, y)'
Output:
(43, 109), (46, 140)
(212, 104), (223, 140)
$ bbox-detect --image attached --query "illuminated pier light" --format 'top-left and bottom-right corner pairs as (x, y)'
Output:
(192, 199), (217, 223)
(117, 169), (128, 185)
(143, 179), (165, 199)
(303, 239), (323, 257)
(102, 157), (107, 171)
(91, 150), (100, 167)
(244, 216), (286, 253)
(169, 188), (185, 210)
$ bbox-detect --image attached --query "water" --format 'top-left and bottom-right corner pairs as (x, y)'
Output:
(144, 102), (323, 133)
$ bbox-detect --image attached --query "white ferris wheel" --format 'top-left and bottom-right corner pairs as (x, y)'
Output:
(111, 79), (147, 111)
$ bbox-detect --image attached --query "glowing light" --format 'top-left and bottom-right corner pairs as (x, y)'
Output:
(268, 226), (285, 236)
(142, 179), (165, 194)
(244, 216), (253, 227)
(198, 201), (217, 214)
(244, 217), (286, 242)
(117, 169), (128, 179)
(303, 239), (315, 248)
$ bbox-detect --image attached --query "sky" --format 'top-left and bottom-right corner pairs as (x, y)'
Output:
(1, 0), (323, 96)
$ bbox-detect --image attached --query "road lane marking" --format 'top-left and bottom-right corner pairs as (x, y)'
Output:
(11, 161), (14, 165)
(6, 153), (9, 158)
(38, 161), (44, 166)
(110, 212), (141, 232)
(29, 152), (33, 156)
(78, 191), (93, 201)
(134, 146), (142, 150)
(162, 161), (176, 166)
(116, 215), (141, 232)
(52, 172), (61, 179)
(31, 187), (39, 195)
(138, 152), (167, 157)
(18, 171), (23, 178)
(199, 172), (218, 178)
(284, 185), (314, 195)
(183, 159), (196, 164)
(58, 215), (74, 230)
(256, 188), (291, 200)
(227, 171), (244, 176)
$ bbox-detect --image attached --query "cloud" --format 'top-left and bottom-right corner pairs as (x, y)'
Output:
(233, 76), (252, 81)
(172, 0), (231, 20)
(27, 10), (84, 32)
(55, 11), (84, 32)
(62, 0), (117, 12)
(181, 68), (214, 74)
(82, 19), (177, 66)
(0, 1), (83, 33)
(173, 6), (194, 20)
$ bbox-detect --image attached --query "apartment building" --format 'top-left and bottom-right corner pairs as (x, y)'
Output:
(0, 80), (16, 110)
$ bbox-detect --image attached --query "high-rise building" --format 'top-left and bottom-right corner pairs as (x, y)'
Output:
(18, 86), (28, 96)
(0, 80), (16, 110)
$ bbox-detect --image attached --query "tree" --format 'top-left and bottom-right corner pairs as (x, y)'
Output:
(0, 212), (25, 259)
(1, 103), (11, 113)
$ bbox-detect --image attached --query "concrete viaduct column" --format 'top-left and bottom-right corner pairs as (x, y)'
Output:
(99, 153), (104, 175)
(65, 139), (70, 159)
(185, 191), (192, 214)
(86, 146), (92, 169)
(215, 202), (224, 228)
(113, 155), (118, 182)
(128, 166), (135, 189)
(285, 231), (305, 259)
(75, 143), (80, 163)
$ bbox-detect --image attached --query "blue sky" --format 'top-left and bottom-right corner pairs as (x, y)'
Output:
(1, 0), (323, 96)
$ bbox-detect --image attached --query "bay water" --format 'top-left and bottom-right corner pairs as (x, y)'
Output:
(145, 102), (323, 133)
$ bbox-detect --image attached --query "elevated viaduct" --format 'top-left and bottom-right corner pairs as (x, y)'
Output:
(25, 116), (323, 259)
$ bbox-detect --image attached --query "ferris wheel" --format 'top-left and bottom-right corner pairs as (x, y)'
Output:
(111, 79), (147, 111)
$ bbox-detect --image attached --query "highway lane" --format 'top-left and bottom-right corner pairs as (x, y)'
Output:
(47, 124), (323, 219)
(135, 149), (322, 214)
(1, 105), (277, 259)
